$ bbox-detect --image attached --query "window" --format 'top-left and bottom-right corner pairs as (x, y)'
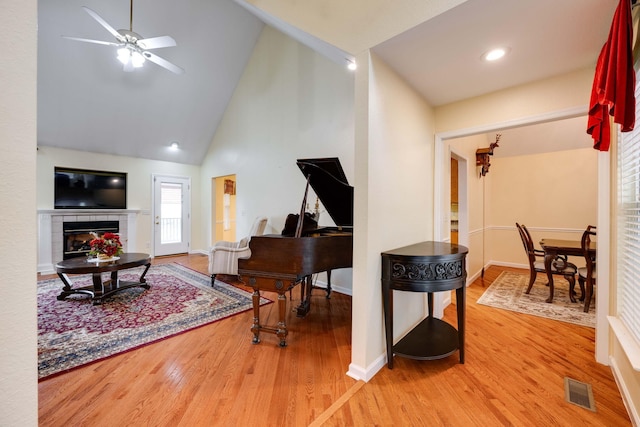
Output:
(616, 67), (640, 357)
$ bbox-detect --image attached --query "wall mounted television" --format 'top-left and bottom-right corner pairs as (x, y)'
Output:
(54, 167), (127, 209)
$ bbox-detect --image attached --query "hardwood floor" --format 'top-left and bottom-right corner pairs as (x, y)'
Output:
(38, 255), (631, 426)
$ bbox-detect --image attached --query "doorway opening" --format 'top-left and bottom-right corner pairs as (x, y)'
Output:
(450, 157), (459, 244)
(212, 174), (237, 244)
(152, 175), (191, 256)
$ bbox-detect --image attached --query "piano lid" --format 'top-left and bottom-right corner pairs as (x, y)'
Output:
(297, 157), (354, 227)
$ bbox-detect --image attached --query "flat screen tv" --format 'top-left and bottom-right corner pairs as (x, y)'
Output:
(54, 167), (127, 209)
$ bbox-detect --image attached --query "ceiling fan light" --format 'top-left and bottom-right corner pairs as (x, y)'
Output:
(117, 47), (131, 65)
(131, 51), (145, 68)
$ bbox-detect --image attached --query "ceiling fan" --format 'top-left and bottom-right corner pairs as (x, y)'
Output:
(63, 0), (184, 74)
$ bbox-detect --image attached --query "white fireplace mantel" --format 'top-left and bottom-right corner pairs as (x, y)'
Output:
(37, 209), (145, 274)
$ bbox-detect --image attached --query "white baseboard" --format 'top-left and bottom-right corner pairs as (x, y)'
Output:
(609, 356), (639, 426)
(488, 260), (528, 269)
(347, 352), (387, 382)
(38, 263), (55, 275)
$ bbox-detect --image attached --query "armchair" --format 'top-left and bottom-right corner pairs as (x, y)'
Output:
(208, 216), (268, 286)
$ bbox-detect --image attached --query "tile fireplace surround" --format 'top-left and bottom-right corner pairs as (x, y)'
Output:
(37, 209), (142, 274)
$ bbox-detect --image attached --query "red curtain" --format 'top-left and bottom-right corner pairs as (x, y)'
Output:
(587, 0), (635, 151)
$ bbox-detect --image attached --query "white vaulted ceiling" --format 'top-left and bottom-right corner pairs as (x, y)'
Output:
(37, 0), (619, 164)
(38, 0), (264, 165)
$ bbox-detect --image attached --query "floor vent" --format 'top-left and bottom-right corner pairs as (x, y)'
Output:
(564, 377), (596, 412)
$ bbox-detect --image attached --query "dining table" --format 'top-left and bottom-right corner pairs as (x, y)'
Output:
(539, 238), (596, 312)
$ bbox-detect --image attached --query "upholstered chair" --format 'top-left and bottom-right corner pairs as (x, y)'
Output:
(208, 216), (268, 286)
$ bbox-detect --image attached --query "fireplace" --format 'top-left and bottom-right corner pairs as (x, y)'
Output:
(63, 220), (119, 259)
(38, 210), (137, 273)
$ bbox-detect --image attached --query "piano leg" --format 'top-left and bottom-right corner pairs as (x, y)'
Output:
(276, 293), (288, 347)
(251, 289), (261, 344)
(296, 275), (312, 317)
(309, 271), (332, 298)
(325, 270), (332, 298)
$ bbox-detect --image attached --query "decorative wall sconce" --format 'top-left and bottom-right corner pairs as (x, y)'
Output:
(476, 134), (501, 177)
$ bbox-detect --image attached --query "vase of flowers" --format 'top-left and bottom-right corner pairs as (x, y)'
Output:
(88, 232), (123, 260)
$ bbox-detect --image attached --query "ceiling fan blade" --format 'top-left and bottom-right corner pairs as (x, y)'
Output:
(82, 6), (123, 41)
(143, 51), (185, 74)
(137, 35), (176, 50)
(62, 36), (120, 47)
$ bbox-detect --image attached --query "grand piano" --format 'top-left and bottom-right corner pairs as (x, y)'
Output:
(238, 157), (353, 347)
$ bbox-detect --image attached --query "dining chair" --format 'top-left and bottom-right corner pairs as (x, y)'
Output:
(578, 225), (597, 312)
(515, 223), (580, 301)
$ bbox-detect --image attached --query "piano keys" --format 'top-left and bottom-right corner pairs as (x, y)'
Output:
(238, 157), (353, 347)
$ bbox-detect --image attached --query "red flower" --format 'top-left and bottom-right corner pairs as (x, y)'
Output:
(89, 232), (123, 257)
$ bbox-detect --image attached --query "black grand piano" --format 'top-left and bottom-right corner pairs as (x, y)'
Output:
(238, 157), (353, 347)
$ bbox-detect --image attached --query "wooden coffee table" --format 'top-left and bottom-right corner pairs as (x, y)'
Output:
(55, 252), (151, 305)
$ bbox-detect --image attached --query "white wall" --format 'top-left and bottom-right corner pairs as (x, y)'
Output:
(238, 0), (465, 54)
(435, 68), (594, 133)
(199, 25), (355, 291)
(36, 146), (203, 255)
(489, 148), (598, 267)
(0, 1), (38, 425)
(350, 52), (436, 379)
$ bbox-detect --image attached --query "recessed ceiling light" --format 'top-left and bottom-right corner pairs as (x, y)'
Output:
(483, 48), (509, 62)
(169, 141), (179, 150)
(347, 59), (357, 71)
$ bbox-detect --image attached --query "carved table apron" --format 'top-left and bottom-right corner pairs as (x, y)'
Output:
(382, 241), (468, 369)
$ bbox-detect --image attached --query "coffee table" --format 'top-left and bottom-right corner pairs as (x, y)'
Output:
(55, 252), (151, 305)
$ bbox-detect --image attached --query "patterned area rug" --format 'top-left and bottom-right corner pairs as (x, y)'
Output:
(38, 263), (269, 379)
(476, 271), (595, 328)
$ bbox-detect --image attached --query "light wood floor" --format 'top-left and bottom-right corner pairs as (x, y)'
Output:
(38, 254), (631, 426)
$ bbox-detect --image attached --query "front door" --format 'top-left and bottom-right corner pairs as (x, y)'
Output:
(153, 175), (190, 256)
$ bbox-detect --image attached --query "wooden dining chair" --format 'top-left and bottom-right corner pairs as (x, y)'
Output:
(515, 223), (580, 301)
(578, 225), (597, 313)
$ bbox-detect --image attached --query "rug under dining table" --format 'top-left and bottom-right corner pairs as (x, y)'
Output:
(476, 271), (595, 327)
(37, 262), (270, 379)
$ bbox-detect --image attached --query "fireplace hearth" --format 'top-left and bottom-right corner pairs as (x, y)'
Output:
(63, 221), (119, 259)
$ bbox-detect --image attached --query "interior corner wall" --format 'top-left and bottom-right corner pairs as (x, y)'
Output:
(238, 0), (465, 55)
(349, 51), (436, 375)
(1, 1), (38, 425)
(36, 146), (203, 253)
(199, 25), (355, 290)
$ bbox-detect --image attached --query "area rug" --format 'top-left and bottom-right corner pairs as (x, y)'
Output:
(476, 271), (595, 328)
(38, 263), (270, 379)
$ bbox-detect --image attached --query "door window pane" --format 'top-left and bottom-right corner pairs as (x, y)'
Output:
(161, 183), (182, 244)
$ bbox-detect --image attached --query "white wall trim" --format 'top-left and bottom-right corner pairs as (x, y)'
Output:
(437, 106), (588, 141)
(609, 355), (640, 425)
(596, 151), (611, 364)
(490, 225), (586, 234)
(347, 353), (386, 382)
(609, 317), (640, 371)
